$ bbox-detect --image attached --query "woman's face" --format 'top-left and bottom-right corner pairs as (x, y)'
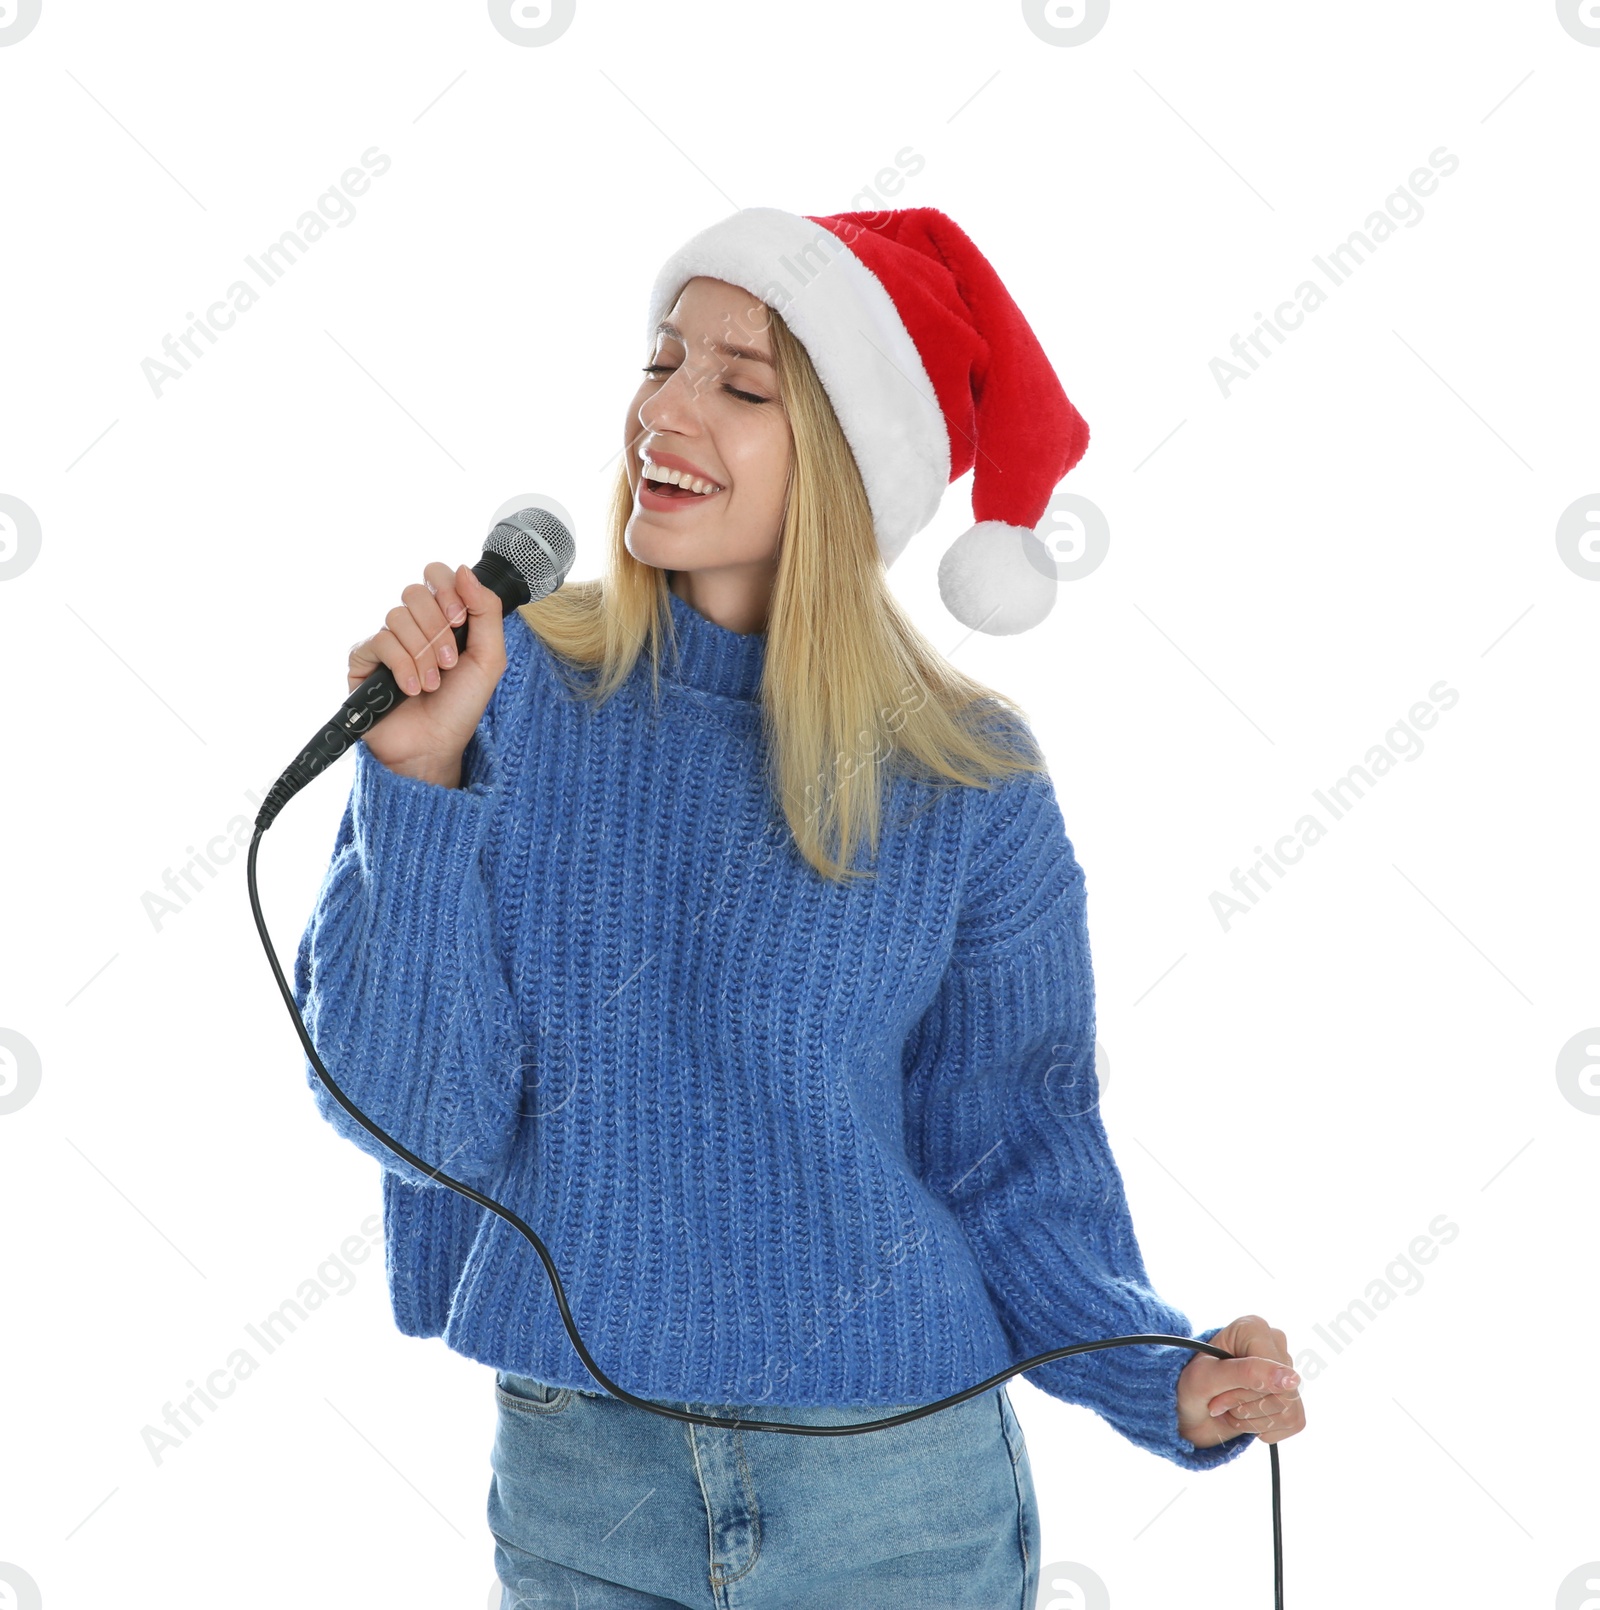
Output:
(623, 276), (793, 583)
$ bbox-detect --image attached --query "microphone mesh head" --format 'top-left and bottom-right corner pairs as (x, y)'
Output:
(485, 508), (576, 601)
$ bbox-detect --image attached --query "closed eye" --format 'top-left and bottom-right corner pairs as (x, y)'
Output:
(641, 364), (770, 405)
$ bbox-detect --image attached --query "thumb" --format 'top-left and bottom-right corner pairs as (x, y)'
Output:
(455, 563), (506, 668)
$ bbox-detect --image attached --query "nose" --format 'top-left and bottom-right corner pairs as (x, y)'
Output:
(637, 359), (712, 437)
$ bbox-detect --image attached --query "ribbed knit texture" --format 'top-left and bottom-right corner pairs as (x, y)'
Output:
(292, 589), (1253, 1472)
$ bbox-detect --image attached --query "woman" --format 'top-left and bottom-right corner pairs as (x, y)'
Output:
(294, 206), (1305, 1609)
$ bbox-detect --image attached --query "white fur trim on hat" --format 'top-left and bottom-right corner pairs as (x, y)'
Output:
(645, 207), (950, 567)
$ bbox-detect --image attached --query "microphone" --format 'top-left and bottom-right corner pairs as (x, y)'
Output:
(255, 507), (575, 832)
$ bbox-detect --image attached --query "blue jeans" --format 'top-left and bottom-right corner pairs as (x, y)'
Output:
(488, 1370), (1040, 1608)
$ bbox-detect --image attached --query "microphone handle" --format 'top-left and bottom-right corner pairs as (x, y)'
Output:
(255, 551), (530, 834)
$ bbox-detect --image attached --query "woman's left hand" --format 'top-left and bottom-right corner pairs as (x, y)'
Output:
(1175, 1314), (1306, 1448)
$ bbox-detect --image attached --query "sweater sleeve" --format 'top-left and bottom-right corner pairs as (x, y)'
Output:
(290, 621), (533, 1194)
(903, 764), (1255, 1472)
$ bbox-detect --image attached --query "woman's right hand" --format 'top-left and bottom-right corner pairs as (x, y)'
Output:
(347, 561), (508, 784)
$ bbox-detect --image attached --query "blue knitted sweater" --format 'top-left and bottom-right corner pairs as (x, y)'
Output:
(293, 588), (1253, 1472)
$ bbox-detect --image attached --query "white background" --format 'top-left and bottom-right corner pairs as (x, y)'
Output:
(2, 2), (1595, 1606)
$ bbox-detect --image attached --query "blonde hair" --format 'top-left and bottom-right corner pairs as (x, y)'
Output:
(515, 299), (1047, 882)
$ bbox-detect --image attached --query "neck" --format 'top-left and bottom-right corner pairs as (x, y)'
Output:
(660, 582), (768, 703)
(667, 566), (775, 636)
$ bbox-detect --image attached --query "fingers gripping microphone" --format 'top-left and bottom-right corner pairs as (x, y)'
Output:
(254, 509), (575, 833)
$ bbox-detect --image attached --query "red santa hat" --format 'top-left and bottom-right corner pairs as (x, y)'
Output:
(645, 205), (1090, 633)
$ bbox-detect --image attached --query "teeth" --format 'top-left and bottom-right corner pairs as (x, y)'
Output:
(643, 460), (721, 495)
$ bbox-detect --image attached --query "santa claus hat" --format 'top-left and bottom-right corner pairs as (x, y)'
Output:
(644, 205), (1090, 633)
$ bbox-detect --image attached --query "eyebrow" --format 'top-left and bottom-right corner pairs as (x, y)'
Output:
(653, 320), (774, 367)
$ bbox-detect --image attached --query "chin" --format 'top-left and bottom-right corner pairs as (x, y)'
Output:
(625, 506), (776, 576)
(624, 517), (695, 571)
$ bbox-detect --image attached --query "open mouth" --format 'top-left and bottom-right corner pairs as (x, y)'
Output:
(644, 478), (713, 499)
(641, 458), (724, 500)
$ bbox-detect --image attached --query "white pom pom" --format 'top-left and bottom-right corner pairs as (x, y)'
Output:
(936, 522), (1058, 634)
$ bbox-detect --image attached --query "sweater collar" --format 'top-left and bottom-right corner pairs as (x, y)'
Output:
(660, 586), (767, 703)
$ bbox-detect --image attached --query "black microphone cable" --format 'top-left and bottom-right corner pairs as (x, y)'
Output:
(246, 512), (1286, 1606)
(246, 818), (1285, 1609)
